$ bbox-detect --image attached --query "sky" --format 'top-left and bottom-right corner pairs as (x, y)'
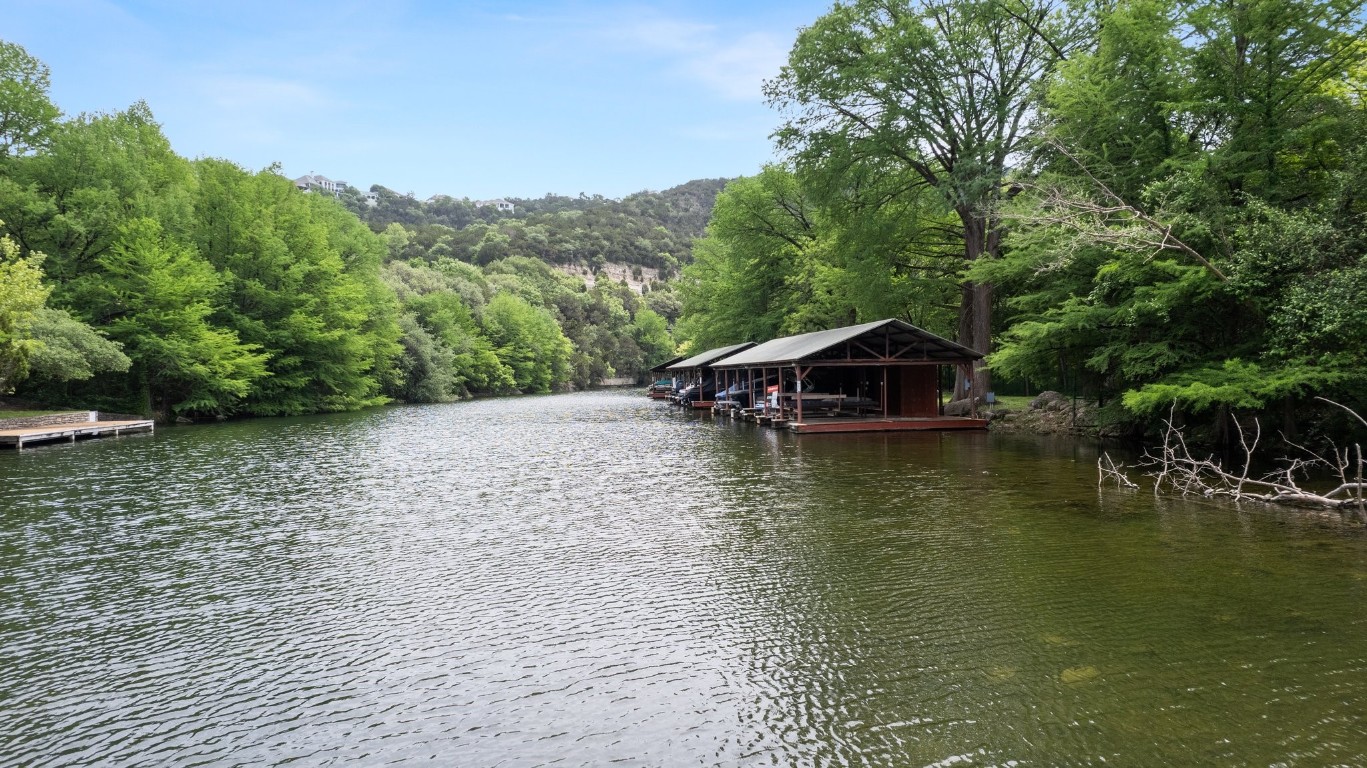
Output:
(4, 0), (834, 200)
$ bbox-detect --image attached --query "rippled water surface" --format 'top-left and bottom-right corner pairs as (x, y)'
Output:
(3, 391), (1367, 766)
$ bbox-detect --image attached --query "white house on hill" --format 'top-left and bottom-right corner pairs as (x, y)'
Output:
(294, 174), (348, 195)
(474, 198), (514, 213)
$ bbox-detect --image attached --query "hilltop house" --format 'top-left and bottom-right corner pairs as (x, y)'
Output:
(294, 174), (348, 195)
(474, 198), (514, 214)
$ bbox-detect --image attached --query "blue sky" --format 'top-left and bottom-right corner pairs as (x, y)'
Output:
(5, 0), (833, 199)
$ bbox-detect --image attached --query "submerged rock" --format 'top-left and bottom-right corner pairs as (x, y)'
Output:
(1059, 666), (1101, 684)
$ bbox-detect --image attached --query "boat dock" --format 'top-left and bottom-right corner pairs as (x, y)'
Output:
(0, 419), (154, 449)
(654, 319), (991, 435)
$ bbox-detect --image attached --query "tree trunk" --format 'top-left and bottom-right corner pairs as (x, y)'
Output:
(954, 285), (974, 399)
(957, 208), (996, 399)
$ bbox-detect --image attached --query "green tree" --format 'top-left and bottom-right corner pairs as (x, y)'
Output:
(382, 259), (511, 400)
(481, 292), (572, 393)
(768, 0), (1084, 397)
(0, 40), (61, 157)
(629, 308), (676, 372)
(87, 218), (268, 416)
(191, 160), (400, 414)
(983, 0), (1366, 433)
(0, 101), (196, 286)
(0, 229), (48, 391)
(24, 307), (131, 385)
(676, 168), (818, 350)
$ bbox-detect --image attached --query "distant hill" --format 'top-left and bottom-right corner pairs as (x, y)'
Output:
(343, 179), (731, 275)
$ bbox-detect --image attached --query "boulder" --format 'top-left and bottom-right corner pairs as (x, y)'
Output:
(943, 397), (982, 416)
(1029, 391), (1066, 410)
(986, 408), (1013, 422)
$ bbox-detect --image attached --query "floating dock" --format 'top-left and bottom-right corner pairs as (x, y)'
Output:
(787, 416), (987, 433)
(663, 319), (991, 435)
(0, 419), (154, 449)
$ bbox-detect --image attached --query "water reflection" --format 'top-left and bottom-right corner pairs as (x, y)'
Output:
(2, 392), (1366, 766)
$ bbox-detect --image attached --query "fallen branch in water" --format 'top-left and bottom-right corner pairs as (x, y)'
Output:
(1097, 452), (1137, 489)
(1099, 401), (1367, 522)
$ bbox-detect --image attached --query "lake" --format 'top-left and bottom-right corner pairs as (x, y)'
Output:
(2, 390), (1365, 766)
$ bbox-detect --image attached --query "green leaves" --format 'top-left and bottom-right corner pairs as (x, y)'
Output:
(1123, 359), (1350, 414)
(0, 228), (48, 391)
(0, 41), (60, 157)
(481, 293), (572, 394)
(190, 162), (400, 415)
(94, 218), (268, 415)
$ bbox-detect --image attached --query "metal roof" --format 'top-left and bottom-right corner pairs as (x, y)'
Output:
(648, 355), (686, 372)
(713, 319), (981, 367)
(666, 342), (757, 370)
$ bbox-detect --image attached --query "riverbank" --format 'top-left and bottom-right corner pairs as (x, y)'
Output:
(985, 391), (1104, 437)
(0, 398), (156, 447)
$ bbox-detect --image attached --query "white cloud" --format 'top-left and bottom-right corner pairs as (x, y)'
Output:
(601, 14), (790, 102)
(680, 32), (788, 102)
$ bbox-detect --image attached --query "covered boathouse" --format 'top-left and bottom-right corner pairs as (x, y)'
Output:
(645, 355), (686, 398)
(709, 318), (987, 434)
(665, 341), (757, 408)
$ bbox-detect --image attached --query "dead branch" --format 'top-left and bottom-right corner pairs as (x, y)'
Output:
(1100, 403), (1367, 521)
(1098, 451), (1138, 489)
(1003, 140), (1229, 282)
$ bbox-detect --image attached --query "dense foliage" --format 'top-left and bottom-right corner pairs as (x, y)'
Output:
(347, 179), (726, 275)
(676, 0), (1365, 438)
(0, 41), (684, 418)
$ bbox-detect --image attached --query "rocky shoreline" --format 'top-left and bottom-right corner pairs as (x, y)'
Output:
(984, 391), (1104, 437)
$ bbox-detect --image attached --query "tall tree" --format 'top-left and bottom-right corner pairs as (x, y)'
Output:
(0, 228), (48, 391)
(481, 292), (573, 393)
(983, 0), (1366, 431)
(191, 160), (400, 414)
(0, 40), (60, 158)
(0, 101), (196, 286)
(767, 0), (1083, 398)
(86, 218), (268, 416)
(676, 168), (819, 351)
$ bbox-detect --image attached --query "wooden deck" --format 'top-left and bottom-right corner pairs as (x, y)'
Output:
(0, 420), (155, 449)
(788, 416), (987, 434)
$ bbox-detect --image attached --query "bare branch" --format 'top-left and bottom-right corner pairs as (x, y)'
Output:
(1006, 140), (1229, 282)
(1098, 452), (1138, 489)
(1102, 402), (1367, 518)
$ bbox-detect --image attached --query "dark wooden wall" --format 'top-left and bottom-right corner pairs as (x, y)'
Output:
(889, 366), (939, 417)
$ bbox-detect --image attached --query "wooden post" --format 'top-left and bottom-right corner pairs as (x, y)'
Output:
(778, 368), (785, 421)
(765, 367), (772, 416)
(882, 367), (888, 418)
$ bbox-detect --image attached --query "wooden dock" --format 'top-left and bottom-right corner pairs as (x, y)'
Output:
(0, 419), (154, 449)
(788, 416), (987, 434)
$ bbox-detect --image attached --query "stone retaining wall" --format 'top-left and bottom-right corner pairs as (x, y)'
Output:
(0, 411), (94, 430)
(0, 411), (151, 430)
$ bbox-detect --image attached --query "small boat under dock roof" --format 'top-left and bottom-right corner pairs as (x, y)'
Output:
(709, 319), (987, 433)
(664, 341), (758, 409)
